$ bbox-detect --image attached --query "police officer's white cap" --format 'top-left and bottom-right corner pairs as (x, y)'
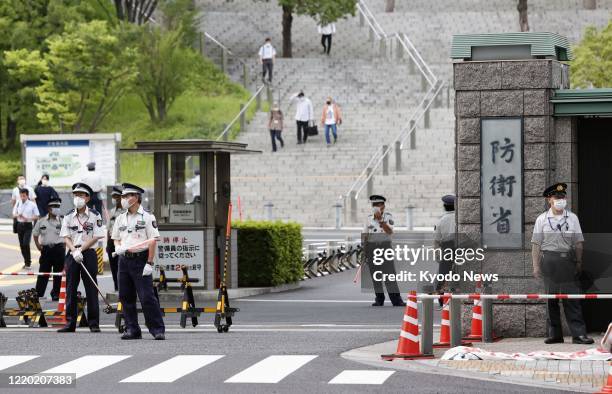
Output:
(369, 195), (386, 204)
(121, 182), (145, 196)
(72, 182), (93, 196)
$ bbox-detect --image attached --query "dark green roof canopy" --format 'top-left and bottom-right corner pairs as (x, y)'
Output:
(552, 89), (612, 116)
(451, 32), (571, 61)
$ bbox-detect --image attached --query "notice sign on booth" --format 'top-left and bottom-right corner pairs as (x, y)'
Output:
(169, 204), (196, 223)
(155, 230), (205, 285)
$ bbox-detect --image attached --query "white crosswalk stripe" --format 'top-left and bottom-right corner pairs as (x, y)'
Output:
(120, 355), (224, 383)
(42, 355), (132, 379)
(0, 356), (39, 371)
(328, 370), (395, 385)
(225, 355), (318, 383)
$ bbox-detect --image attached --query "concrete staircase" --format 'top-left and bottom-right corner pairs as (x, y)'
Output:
(196, 0), (610, 228)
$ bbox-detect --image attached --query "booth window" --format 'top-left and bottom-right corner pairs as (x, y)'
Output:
(158, 153), (203, 224)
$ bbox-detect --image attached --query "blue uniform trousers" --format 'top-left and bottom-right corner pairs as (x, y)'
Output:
(118, 255), (165, 336)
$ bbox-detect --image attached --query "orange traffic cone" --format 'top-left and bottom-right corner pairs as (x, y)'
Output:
(463, 298), (502, 342)
(599, 362), (612, 394)
(47, 270), (67, 326)
(382, 291), (434, 360)
(433, 293), (471, 348)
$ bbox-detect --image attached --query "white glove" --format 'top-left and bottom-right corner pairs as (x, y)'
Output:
(115, 245), (127, 256)
(72, 248), (83, 263)
(142, 263), (153, 276)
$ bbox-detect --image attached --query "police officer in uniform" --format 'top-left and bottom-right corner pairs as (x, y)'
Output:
(364, 195), (406, 307)
(57, 183), (105, 333)
(107, 186), (124, 291)
(112, 183), (165, 340)
(531, 183), (594, 345)
(33, 197), (65, 301)
(433, 194), (456, 307)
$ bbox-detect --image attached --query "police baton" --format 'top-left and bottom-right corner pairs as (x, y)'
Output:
(77, 255), (116, 314)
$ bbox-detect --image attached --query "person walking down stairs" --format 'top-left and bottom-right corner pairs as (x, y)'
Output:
(289, 91), (314, 145)
(268, 102), (285, 152)
(318, 22), (336, 55)
(321, 96), (342, 147)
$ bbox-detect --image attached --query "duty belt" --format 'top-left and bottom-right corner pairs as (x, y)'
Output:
(542, 250), (572, 258)
(124, 250), (148, 258)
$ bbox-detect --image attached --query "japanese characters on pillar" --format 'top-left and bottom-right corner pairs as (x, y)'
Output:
(155, 231), (205, 283)
(481, 118), (523, 248)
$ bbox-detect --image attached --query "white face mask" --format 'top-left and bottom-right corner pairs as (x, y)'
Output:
(41, 179), (49, 186)
(553, 199), (567, 210)
(121, 197), (136, 210)
(50, 207), (61, 216)
(372, 206), (381, 215)
(73, 196), (86, 209)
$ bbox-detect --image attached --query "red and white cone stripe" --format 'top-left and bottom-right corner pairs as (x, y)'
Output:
(417, 293), (612, 300)
(0, 272), (64, 276)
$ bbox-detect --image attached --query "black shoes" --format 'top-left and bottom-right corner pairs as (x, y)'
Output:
(90, 326), (101, 333)
(544, 337), (564, 344)
(57, 326), (76, 333)
(572, 335), (594, 344)
(392, 301), (406, 307)
(121, 332), (142, 340)
(154, 333), (165, 340)
(371, 300), (384, 307)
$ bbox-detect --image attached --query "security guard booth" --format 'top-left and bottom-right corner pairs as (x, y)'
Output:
(452, 32), (612, 336)
(122, 140), (259, 290)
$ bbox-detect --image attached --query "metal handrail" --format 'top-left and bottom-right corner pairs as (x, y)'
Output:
(340, 0), (444, 203)
(216, 85), (266, 141)
(203, 32), (247, 66)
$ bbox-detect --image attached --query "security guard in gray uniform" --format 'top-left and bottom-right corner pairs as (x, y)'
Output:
(58, 183), (105, 333)
(531, 182), (594, 345)
(33, 197), (65, 300)
(112, 183), (165, 340)
(106, 186), (124, 291)
(433, 194), (456, 307)
(364, 195), (405, 307)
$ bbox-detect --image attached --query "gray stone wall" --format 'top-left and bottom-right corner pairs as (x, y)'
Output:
(453, 59), (572, 337)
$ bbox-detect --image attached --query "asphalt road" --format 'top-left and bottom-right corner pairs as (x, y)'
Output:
(0, 243), (566, 394)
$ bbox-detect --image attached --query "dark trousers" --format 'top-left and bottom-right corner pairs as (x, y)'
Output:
(296, 120), (309, 143)
(262, 59), (273, 82)
(106, 239), (119, 291)
(270, 129), (284, 152)
(35, 244), (65, 299)
(65, 249), (99, 328)
(541, 252), (587, 337)
(16, 222), (33, 266)
(321, 34), (332, 54)
(119, 255), (165, 336)
(365, 239), (402, 303)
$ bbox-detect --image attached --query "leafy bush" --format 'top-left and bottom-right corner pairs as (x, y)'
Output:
(0, 160), (21, 188)
(233, 220), (303, 287)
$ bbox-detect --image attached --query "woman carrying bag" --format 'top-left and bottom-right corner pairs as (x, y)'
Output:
(321, 96), (342, 147)
(268, 102), (285, 152)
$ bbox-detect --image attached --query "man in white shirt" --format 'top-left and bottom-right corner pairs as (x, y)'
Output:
(11, 175), (36, 207)
(258, 37), (276, 84)
(318, 22), (336, 55)
(12, 188), (40, 269)
(185, 169), (201, 203)
(81, 162), (103, 214)
(289, 91), (314, 144)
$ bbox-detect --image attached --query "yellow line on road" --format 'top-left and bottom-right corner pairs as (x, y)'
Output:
(0, 241), (40, 256)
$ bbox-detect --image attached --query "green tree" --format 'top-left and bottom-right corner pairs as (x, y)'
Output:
(133, 26), (201, 123)
(261, 0), (357, 58)
(6, 20), (137, 132)
(572, 21), (612, 88)
(0, 0), (109, 149)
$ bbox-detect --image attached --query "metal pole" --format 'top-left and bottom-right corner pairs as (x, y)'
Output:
(222, 49), (228, 73)
(222, 123), (228, 142)
(405, 206), (414, 230)
(482, 285), (493, 342)
(410, 120), (416, 149)
(264, 202), (273, 221)
(397, 40), (403, 60)
(450, 297), (462, 348)
(421, 74), (427, 92)
(421, 285), (434, 355)
(239, 104), (246, 134)
(408, 56), (415, 74)
(242, 63), (248, 88)
(199, 32), (204, 56)
(366, 167), (373, 197)
(395, 141), (402, 172)
(359, 11), (364, 27)
(369, 26), (374, 42)
(447, 84), (451, 109)
(382, 145), (389, 175)
(379, 39), (387, 58)
(256, 89), (261, 112)
(350, 191), (357, 223)
(424, 99), (430, 129)
(334, 203), (342, 230)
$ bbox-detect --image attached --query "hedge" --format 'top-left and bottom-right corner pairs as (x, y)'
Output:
(233, 220), (303, 287)
(0, 161), (21, 188)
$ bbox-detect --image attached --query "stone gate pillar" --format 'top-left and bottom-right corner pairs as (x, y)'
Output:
(451, 32), (575, 337)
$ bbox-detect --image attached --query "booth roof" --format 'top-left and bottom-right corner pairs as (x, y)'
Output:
(122, 139), (261, 154)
